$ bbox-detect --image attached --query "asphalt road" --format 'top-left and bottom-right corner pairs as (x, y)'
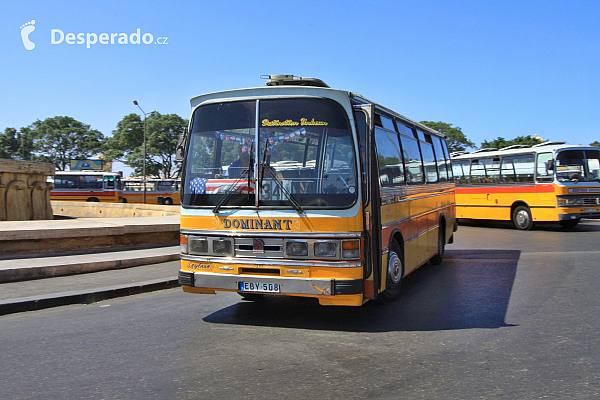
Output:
(1, 220), (599, 399)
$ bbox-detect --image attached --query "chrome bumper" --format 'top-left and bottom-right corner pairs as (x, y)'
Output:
(178, 270), (363, 296)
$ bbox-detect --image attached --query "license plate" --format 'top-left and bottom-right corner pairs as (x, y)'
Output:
(239, 282), (280, 293)
(584, 208), (596, 212)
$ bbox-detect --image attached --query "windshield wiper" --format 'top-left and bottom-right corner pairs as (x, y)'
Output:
(261, 163), (305, 214)
(212, 169), (250, 213)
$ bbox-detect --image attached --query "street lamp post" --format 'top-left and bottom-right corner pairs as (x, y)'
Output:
(133, 100), (149, 204)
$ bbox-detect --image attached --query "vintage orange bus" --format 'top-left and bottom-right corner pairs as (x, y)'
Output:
(49, 171), (123, 202)
(452, 143), (600, 229)
(176, 75), (456, 306)
(122, 178), (181, 205)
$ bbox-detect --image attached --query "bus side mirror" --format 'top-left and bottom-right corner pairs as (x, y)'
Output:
(175, 128), (188, 162)
(547, 160), (554, 171)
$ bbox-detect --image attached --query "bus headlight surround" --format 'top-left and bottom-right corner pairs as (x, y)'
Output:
(314, 241), (337, 257)
(189, 237), (209, 254)
(286, 241), (308, 256)
(213, 238), (233, 255)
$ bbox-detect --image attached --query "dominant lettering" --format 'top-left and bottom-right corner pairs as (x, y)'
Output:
(222, 218), (294, 230)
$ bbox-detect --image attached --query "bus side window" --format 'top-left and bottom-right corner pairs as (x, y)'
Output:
(432, 136), (448, 182)
(442, 140), (453, 181)
(452, 160), (469, 184)
(536, 152), (554, 182)
(470, 158), (499, 184)
(374, 127), (404, 186)
(500, 157), (516, 183)
(420, 132), (438, 184)
(508, 154), (534, 183)
(399, 130), (423, 184)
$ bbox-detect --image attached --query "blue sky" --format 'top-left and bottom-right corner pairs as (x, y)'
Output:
(2, 0), (599, 173)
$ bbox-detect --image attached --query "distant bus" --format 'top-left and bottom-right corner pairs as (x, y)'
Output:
(122, 178), (181, 205)
(452, 142), (600, 229)
(49, 171), (123, 202)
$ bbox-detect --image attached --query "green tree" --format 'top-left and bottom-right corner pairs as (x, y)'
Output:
(106, 112), (188, 178)
(27, 116), (105, 170)
(0, 128), (19, 159)
(15, 127), (38, 161)
(591, 141), (600, 148)
(104, 113), (143, 165)
(420, 121), (474, 153)
(481, 135), (543, 149)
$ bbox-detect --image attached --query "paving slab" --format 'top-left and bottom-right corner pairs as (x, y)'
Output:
(0, 245), (180, 283)
(0, 260), (181, 315)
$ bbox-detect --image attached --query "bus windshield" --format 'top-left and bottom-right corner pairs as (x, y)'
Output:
(555, 149), (600, 183)
(182, 98), (358, 209)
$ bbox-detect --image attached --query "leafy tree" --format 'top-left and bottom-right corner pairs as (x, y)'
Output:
(27, 116), (105, 170)
(591, 141), (600, 148)
(481, 135), (543, 149)
(0, 128), (19, 159)
(15, 127), (38, 161)
(106, 112), (188, 178)
(104, 113), (143, 165)
(420, 121), (474, 153)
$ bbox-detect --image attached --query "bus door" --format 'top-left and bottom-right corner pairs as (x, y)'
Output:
(354, 104), (381, 299)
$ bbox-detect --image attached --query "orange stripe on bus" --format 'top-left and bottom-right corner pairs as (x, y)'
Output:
(456, 184), (554, 194)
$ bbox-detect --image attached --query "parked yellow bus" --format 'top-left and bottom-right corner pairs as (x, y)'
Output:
(122, 178), (181, 205)
(452, 143), (600, 229)
(176, 75), (456, 306)
(49, 171), (123, 202)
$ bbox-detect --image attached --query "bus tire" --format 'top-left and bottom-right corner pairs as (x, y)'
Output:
(430, 223), (446, 265)
(238, 293), (265, 301)
(164, 197), (173, 205)
(512, 205), (533, 230)
(559, 219), (579, 229)
(377, 241), (404, 304)
(86, 197), (100, 202)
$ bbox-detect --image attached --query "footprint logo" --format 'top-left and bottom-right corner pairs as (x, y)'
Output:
(20, 20), (36, 50)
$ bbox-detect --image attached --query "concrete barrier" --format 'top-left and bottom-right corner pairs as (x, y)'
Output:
(0, 159), (54, 221)
(51, 201), (180, 218)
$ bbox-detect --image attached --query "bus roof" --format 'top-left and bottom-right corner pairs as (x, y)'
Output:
(189, 77), (446, 140)
(452, 143), (600, 160)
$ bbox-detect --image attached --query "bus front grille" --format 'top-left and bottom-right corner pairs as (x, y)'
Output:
(582, 197), (600, 205)
(234, 238), (284, 258)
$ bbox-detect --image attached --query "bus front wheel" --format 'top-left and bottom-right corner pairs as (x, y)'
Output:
(377, 241), (404, 304)
(86, 197), (100, 202)
(512, 205), (533, 230)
